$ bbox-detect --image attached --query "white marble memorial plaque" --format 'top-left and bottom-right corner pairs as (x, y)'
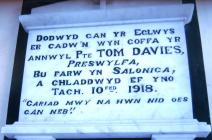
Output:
(2, 4), (211, 140)
(19, 21), (193, 122)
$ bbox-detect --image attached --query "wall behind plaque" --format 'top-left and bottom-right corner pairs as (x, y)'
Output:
(31, 0), (182, 13)
(196, 0), (212, 124)
(0, 0), (23, 140)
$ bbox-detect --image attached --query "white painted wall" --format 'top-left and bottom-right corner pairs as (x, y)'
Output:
(0, 0), (22, 140)
(32, 0), (182, 13)
(196, 0), (212, 121)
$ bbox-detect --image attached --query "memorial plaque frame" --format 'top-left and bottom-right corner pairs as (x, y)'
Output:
(2, 0), (211, 140)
